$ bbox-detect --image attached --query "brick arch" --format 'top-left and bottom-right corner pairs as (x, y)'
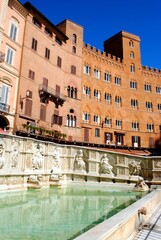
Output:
(147, 117), (154, 124)
(82, 104), (91, 113)
(131, 114), (139, 122)
(67, 80), (78, 88)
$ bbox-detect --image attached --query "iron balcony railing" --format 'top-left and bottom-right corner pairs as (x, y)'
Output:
(39, 84), (66, 105)
(0, 102), (10, 112)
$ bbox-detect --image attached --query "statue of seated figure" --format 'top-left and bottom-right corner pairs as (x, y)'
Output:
(74, 150), (86, 171)
(100, 154), (114, 176)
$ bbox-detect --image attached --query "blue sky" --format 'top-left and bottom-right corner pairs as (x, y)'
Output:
(19, 0), (161, 69)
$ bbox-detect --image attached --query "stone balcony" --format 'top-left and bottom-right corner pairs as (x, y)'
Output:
(39, 84), (66, 107)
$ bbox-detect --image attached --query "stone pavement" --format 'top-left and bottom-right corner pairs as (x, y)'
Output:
(134, 204), (161, 240)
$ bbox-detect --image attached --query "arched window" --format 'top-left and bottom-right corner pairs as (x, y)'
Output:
(130, 63), (135, 72)
(104, 93), (112, 104)
(66, 114), (76, 127)
(83, 86), (90, 98)
(72, 34), (77, 44)
(129, 40), (134, 47)
(72, 46), (76, 54)
(130, 52), (134, 59)
(67, 86), (77, 99)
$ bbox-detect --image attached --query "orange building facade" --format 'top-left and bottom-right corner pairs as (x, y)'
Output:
(14, 2), (83, 142)
(81, 32), (161, 148)
(0, 1), (161, 149)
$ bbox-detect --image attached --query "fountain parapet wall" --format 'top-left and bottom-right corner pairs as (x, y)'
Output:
(0, 134), (160, 191)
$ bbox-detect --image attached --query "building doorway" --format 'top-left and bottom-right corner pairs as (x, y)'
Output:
(104, 132), (112, 144)
(114, 132), (125, 146)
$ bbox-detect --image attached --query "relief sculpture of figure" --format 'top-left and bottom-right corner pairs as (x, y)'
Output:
(52, 147), (60, 170)
(74, 149), (86, 171)
(133, 177), (149, 192)
(11, 146), (19, 168)
(0, 143), (5, 169)
(32, 143), (44, 169)
(129, 160), (141, 176)
(100, 154), (114, 176)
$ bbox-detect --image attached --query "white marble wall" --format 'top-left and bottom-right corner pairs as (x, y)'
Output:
(0, 134), (159, 190)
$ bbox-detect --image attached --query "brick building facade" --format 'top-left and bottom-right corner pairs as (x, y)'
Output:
(0, 1), (161, 149)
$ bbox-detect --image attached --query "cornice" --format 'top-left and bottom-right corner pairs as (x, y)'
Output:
(9, 0), (28, 18)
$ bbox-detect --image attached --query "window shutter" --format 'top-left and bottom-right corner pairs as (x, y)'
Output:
(58, 116), (63, 125)
(43, 77), (48, 87)
(40, 104), (46, 121)
(138, 137), (141, 147)
(56, 85), (60, 97)
(132, 136), (134, 147)
(25, 99), (32, 117)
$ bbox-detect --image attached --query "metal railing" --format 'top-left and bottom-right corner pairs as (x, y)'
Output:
(0, 102), (10, 112)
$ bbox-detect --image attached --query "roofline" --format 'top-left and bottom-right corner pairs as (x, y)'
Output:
(104, 30), (140, 44)
(23, 2), (69, 41)
(56, 18), (84, 29)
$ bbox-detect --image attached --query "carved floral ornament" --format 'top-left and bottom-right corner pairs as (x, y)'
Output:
(154, 161), (161, 169)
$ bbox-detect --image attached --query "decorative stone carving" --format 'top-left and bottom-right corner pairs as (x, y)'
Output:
(52, 147), (60, 170)
(100, 154), (114, 176)
(0, 142), (5, 169)
(11, 141), (20, 168)
(129, 160), (141, 175)
(32, 143), (44, 169)
(154, 161), (161, 169)
(74, 149), (86, 171)
(133, 177), (149, 192)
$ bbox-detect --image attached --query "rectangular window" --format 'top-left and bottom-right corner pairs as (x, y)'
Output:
(5, 46), (14, 65)
(31, 38), (37, 51)
(94, 69), (101, 79)
(83, 65), (91, 75)
(104, 73), (111, 82)
(10, 23), (17, 41)
(40, 104), (46, 121)
(28, 70), (35, 80)
(95, 128), (100, 137)
(0, 84), (9, 104)
(132, 136), (140, 148)
(71, 65), (76, 74)
(57, 56), (62, 68)
(45, 48), (50, 59)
